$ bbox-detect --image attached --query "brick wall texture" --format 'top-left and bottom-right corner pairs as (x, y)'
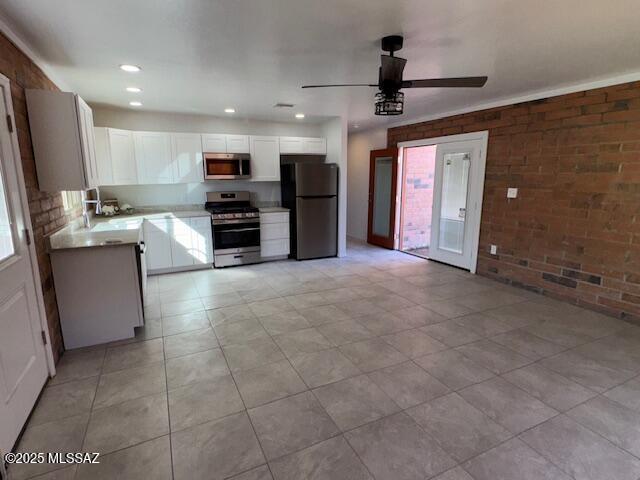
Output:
(0, 32), (80, 362)
(401, 145), (436, 250)
(388, 81), (640, 323)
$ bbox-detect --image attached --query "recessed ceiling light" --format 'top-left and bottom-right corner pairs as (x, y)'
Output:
(353, 124), (360, 129)
(224, 108), (235, 113)
(120, 64), (141, 72)
(126, 86), (142, 93)
(295, 113), (305, 119)
(129, 101), (142, 107)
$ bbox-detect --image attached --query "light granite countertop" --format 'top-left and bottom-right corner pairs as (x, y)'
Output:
(48, 206), (210, 251)
(259, 207), (290, 213)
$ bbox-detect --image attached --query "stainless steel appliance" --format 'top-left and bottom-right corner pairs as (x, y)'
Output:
(204, 153), (251, 180)
(281, 163), (338, 260)
(205, 191), (261, 267)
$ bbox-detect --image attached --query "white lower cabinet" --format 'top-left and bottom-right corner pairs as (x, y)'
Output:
(144, 220), (172, 270)
(144, 216), (213, 272)
(169, 219), (195, 268)
(260, 211), (290, 259)
(191, 217), (214, 265)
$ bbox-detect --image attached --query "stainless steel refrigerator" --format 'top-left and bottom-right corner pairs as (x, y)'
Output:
(281, 163), (338, 260)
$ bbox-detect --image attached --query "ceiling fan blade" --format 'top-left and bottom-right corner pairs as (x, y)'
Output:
(402, 76), (488, 88)
(301, 84), (377, 88)
(380, 55), (407, 84)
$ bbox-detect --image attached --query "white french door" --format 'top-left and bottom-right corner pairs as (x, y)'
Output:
(429, 139), (485, 271)
(0, 75), (50, 455)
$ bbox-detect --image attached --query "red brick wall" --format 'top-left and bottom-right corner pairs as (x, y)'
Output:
(388, 81), (640, 323)
(0, 32), (80, 362)
(401, 145), (436, 250)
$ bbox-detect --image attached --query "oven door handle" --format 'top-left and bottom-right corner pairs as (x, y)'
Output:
(220, 227), (260, 233)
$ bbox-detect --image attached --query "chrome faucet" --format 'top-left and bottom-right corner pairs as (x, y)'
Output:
(81, 187), (102, 228)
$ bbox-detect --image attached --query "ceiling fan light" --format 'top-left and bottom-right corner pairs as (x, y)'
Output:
(375, 91), (404, 115)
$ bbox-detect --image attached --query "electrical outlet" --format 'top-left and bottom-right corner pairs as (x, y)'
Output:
(507, 188), (518, 199)
(490, 245), (497, 255)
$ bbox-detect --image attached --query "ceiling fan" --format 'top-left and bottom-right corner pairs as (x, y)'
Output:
(302, 35), (488, 116)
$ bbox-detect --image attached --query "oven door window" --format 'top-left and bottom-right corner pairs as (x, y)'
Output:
(206, 159), (241, 176)
(213, 222), (260, 251)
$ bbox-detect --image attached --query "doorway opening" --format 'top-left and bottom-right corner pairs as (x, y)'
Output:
(398, 145), (436, 259)
(366, 131), (487, 273)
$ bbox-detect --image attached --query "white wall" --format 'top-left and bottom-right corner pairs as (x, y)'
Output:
(92, 106), (325, 205)
(99, 182), (280, 208)
(322, 116), (348, 257)
(346, 127), (387, 240)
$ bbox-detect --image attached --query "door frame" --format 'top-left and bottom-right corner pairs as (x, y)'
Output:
(397, 131), (488, 273)
(367, 147), (399, 249)
(0, 73), (56, 375)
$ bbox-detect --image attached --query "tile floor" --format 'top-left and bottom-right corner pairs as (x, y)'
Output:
(10, 240), (640, 480)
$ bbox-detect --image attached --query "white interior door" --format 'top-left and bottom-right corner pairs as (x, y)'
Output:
(0, 78), (49, 454)
(429, 139), (485, 271)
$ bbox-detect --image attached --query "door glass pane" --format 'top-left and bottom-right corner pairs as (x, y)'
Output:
(0, 162), (14, 261)
(372, 156), (393, 237)
(438, 152), (470, 254)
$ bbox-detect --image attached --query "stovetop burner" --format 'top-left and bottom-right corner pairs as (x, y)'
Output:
(205, 191), (260, 220)
(205, 203), (259, 220)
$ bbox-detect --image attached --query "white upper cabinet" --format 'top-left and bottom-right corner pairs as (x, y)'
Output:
(279, 136), (326, 155)
(279, 137), (304, 154)
(134, 131), (173, 184)
(250, 136), (280, 182)
(76, 97), (99, 188)
(92, 127), (327, 186)
(225, 134), (250, 153)
(93, 127), (113, 185)
(25, 90), (98, 191)
(303, 137), (327, 154)
(201, 134), (250, 153)
(108, 128), (138, 185)
(201, 134), (227, 153)
(171, 133), (203, 183)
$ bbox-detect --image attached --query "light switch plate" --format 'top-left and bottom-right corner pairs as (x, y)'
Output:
(490, 245), (497, 255)
(507, 188), (518, 199)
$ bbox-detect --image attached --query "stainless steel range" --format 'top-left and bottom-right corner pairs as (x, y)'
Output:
(205, 191), (261, 267)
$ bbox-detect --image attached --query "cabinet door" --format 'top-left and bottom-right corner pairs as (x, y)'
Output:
(225, 135), (250, 153)
(168, 219), (195, 267)
(201, 134), (227, 153)
(303, 137), (327, 155)
(144, 221), (173, 270)
(260, 222), (289, 241)
(171, 133), (203, 183)
(76, 97), (99, 188)
(108, 129), (138, 185)
(249, 136), (280, 182)
(93, 127), (114, 185)
(279, 137), (304, 154)
(134, 131), (173, 184)
(261, 239), (290, 257)
(190, 218), (213, 265)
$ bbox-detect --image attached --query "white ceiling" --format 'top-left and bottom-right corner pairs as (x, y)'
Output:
(2, 0), (640, 130)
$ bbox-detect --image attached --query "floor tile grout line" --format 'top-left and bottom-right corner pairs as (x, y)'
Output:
(29, 249), (640, 479)
(210, 320), (277, 480)
(159, 325), (177, 480)
(560, 393), (640, 462)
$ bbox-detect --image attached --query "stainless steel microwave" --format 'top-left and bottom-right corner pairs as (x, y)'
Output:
(204, 153), (251, 180)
